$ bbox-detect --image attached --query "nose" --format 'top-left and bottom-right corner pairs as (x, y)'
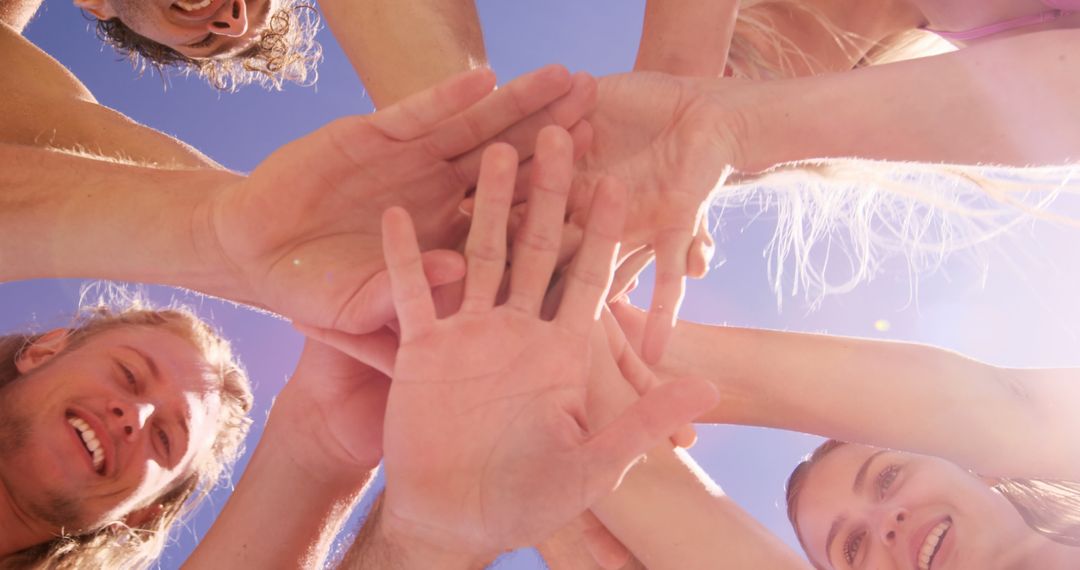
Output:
(206, 0), (248, 38)
(108, 400), (156, 442)
(877, 507), (909, 544)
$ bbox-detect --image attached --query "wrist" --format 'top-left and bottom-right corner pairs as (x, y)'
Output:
(347, 498), (492, 570)
(188, 173), (260, 306)
(262, 408), (379, 489)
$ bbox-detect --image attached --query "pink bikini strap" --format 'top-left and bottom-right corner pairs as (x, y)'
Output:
(925, 9), (1069, 41)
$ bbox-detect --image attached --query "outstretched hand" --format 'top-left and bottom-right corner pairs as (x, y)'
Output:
(378, 127), (718, 556)
(570, 71), (736, 363)
(203, 65), (596, 334)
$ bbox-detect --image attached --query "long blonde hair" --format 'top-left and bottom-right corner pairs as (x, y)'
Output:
(719, 0), (1078, 306)
(0, 288), (253, 569)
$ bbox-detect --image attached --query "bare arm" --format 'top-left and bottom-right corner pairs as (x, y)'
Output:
(0, 0), (41, 33)
(583, 319), (809, 569)
(0, 23), (218, 168)
(725, 29), (1080, 170)
(319, 0), (487, 108)
(634, 0), (738, 76)
(185, 341), (397, 568)
(612, 302), (1080, 482)
(181, 421), (375, 569)
(0, 143), (244, 297)
(337, 493), (488, 570)
(593, 446), (810, 570)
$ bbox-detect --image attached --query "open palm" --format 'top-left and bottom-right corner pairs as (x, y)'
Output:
(380, 128), (717, 556)
(204, 66), (595, 334)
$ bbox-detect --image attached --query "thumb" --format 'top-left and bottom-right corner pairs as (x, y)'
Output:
(337, 249), (465, 334)
(293, 324), (399, 377)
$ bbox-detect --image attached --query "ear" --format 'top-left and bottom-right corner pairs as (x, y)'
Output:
(72, 0), (118, 20)
(15, 329), (71, 374)
(122, 503), (163, 529)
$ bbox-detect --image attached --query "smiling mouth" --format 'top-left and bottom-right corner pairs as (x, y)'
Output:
(67, 415), (105, 474)
(173, 0), (213, 11)
(918, 517), (952, 570)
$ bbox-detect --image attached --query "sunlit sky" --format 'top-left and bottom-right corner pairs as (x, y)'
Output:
(11, 1), (1080, 567)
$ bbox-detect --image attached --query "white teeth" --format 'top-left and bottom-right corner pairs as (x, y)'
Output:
(917, 519), (952, 570)
(174, 0), (212, 11)
(67, 417), (104, 472)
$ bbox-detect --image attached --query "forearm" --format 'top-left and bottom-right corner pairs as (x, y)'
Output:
(337, 492), (490, 570)
(591, 445), (808, 570)
(635, 0), (738, 76)
(184, 418), (375, 569)
(0, 144), (246, 299)
(725, 29), (1080, 170)
(664, 320), (1072, 478)
(321, 0), (487, 108)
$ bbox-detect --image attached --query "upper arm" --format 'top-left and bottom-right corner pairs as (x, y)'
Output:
(0, 24), (218, 168)
(318, 0), (488, 108)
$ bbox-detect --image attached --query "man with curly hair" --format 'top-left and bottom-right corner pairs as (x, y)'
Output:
(73, 0), (321, 90)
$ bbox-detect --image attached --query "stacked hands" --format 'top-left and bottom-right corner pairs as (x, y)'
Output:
(257, 66), (725, 564)
(205, 64), (736, 362)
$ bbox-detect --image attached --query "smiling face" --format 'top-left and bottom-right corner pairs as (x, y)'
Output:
(792, 443), (1044, 570)
(74, 0), (278, 59)
(0, 326), (221, 532)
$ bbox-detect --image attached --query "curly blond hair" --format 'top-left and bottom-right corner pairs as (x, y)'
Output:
(92, 1), (321, 91)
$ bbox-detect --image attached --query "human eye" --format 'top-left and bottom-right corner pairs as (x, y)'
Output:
(117, 362), (138, 392)
(876, 464), (901, 499)
(843, 529), (865, 566)
(157, 428), (172, 459)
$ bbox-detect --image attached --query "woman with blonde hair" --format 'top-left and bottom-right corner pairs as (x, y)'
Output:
(585, 300), (1080, 569)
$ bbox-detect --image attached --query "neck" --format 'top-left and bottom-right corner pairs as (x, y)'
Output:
(0, 478), (52, 558)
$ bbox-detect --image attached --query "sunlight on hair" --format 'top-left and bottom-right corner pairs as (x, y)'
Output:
(716, 161), (1080, 308)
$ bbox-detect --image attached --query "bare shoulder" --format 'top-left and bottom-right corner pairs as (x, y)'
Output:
(0, 20), (96, 104)
(0, 23), (218, 168)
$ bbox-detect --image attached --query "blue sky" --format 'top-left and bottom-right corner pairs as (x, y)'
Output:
(13, 1), (1080, 568)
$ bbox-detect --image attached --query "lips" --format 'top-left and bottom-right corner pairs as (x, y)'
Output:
(65, 408), (114, 477)
(912, 516), (953, 570)
(169, 0), (230, 22)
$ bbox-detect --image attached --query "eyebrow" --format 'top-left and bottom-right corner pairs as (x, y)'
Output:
(823, 450), (890, 567)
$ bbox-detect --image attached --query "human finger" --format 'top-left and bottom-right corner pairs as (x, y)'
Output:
(459, 120), (594, 215)
(422, 64), (574, 160)
(601, 309), (696, 448)
(641, 227), (693, 364)
(556, 177), (626, 336)
(608, 247), (654, 303)
(460, 144), (517, 312)
(293, 324), (399, 377)
(686, 211), (715, 279)
(368, 67), (497, 141)
(507, 111), (595, 205)
(449, 72), (596, 175)
(580, 379), (719, 502)
(506, 126), (574, 314)
(333, 250), (465, 334)
(382, 207), (437, 340)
